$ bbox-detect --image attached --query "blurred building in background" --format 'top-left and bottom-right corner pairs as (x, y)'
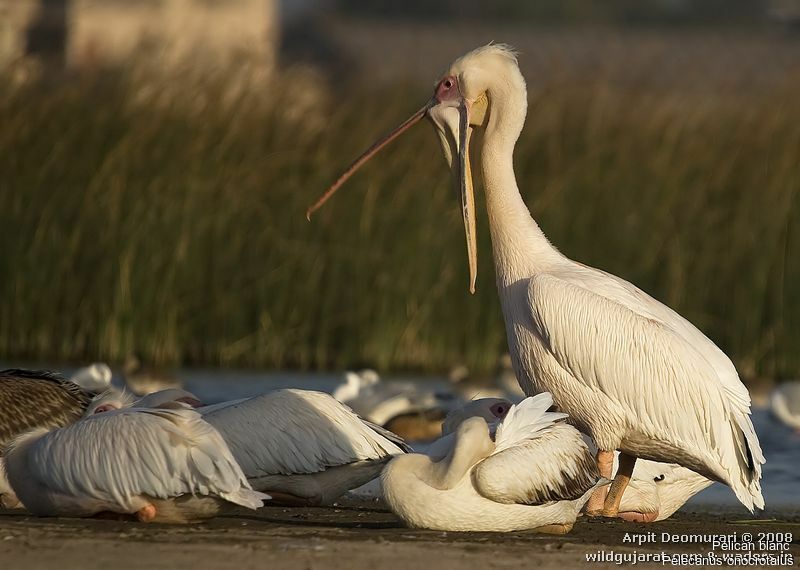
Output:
(0, 0), (278, 72)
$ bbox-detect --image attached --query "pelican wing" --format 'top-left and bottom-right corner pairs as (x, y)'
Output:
(201, 389), (407, 477)
(526, 273), (764, 510)
(472, 395), (598, 505)
(0, 369), (92, 449)
(493, 393), (566, 452)
(10, 408), (264, 512)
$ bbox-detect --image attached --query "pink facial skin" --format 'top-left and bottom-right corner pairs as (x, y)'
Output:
(175, 397), (203, 408)
(435, 75), (461, 104)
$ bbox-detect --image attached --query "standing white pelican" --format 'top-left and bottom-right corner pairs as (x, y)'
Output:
(306, 44), (764, 517)
(69, 363), (113, 393)
(4, 407), (267, 522)
(770, 381), (800, 432)
(382, 393), (600, 533)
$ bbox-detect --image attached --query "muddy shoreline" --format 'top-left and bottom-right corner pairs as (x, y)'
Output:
(0, 502), (798, 569)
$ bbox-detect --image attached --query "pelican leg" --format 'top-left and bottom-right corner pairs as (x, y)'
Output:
(585, 449), (614, 516)
(601, 452), (637, 518)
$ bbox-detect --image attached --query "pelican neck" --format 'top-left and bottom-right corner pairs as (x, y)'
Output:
(480, 85), (563, 285)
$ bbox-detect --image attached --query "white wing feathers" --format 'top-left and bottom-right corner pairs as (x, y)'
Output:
(493, 392), (567, 453)
(527, 273), (764, 511)
(473, 395), (598, 506)
(201, 389), (406, 478)
(11, 408), (266, 513)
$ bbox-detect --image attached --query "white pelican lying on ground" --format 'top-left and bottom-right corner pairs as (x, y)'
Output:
(770, 381), (800, 432)
(441, 397), (712, 523)
(334, 370), (459, 441)
(69, 363), (112, 393)
(0, 369), (96, 508)
(109, 388), (410, 506)
(307, 44), (765, 517)
(4, 407), (267, 522)
(382, 393), (600, 533)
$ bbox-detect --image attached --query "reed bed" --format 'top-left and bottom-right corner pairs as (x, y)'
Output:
(1, 52), (798, 379)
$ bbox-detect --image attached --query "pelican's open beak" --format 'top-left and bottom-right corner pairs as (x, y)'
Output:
(306, 89), (482, 293)
(428, 98), (478, 293)
(305, 99), (434, 221)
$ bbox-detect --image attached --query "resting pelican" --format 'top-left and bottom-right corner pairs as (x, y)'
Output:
(4, 407), (267, 522)
(382, 393), (600, 533)
(333, 370), (459, 441)
(0, 369), (105, 508)
(307, 44), (764, 517)
(69, 363), (113, 393)
(770, 381), (800, 432)
(109, 388), (410, 506)
(442, 397), (712, 522)
(0, 369), (93, 447)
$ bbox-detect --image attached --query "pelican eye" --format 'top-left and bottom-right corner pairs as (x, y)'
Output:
(654, 474), (665, 482)
(490, 403), (508, 418)
(443, 79), (453, 89)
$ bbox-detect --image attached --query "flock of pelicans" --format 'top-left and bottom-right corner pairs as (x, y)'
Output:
(0, 365), (709, 531)
(2, 44), (799, 534)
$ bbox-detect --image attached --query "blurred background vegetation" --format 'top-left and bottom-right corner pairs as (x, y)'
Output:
(1, 0), (799, 381)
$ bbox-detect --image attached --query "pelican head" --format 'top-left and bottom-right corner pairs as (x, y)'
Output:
(306, 44), (524, 293)
(84, 388), (134, 416)
(441, 397), (512, 436)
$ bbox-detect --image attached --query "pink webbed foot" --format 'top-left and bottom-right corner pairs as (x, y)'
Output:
(618, 511), (659, 523)
(136, 503), (157, 523)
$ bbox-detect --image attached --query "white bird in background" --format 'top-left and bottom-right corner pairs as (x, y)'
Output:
(770, 381), (800, 432)
(4, 407), (267, 522)
(69, 363), (113, 393)
(108, 387), (410, 506)
(382, 393), (601, 533)
(332, 369), (380, 403)
(307, 44), (764, 517)
(333, 370), (459, 441)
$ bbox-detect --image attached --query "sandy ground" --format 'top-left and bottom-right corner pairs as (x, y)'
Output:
(0, 502), (798, 570)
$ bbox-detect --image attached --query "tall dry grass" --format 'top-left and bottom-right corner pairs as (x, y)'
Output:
(0, 54), (798, 379)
